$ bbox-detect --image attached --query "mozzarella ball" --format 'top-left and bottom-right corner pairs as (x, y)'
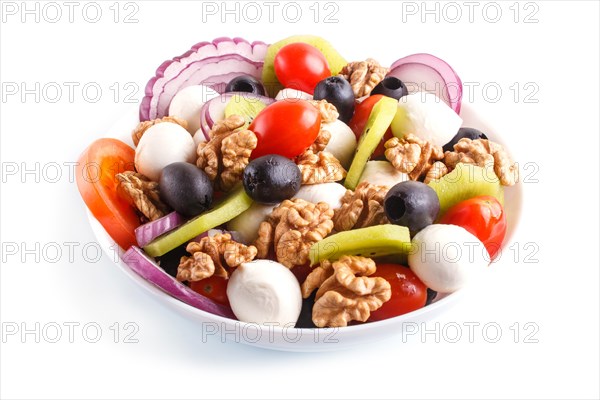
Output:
(227, 260), (302, 326)
(293, 183), (347, 210)
(168, 85), (219, 134)
(391, 92), (463, 147)
(226, 202), (278, 244)
(134, 122), (196, 181)
(359, 161), (408, 187)
(408, 224), (489, 293)
(323, 119), (357, 169)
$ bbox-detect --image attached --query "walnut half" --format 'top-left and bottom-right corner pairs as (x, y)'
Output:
(196, 115), (257, 191)
(254, 199), (334, 269)
(307, 99), (336, 153)
(301, 260), (333, 299)
(116, 171), (170, 221)
(384, 133), (444, 181)
(309, 256), (392, 328)
(340, 59), (389, 98)
(444, 138), (519, 186)
(296, 150), (346, 185)
(333, 182), (389, 232)
(177, 233), (257, 282)
(308, 99), (339, 123)
(220, 129), (258, 191)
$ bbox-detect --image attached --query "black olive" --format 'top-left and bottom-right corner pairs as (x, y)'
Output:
(242, 155), (301, 204)
(442, 127), (488, 152)
(371, 76), (408, 100)
(225, 75), (266, 96)
(384, 181), (440, 236)
(313, 76), (355, 123)
(159, 162), (213, 218)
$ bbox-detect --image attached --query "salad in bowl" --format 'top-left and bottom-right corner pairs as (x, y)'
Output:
(76, 35), (520, 344)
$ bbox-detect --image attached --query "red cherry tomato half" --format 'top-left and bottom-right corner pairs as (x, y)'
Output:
(76, 138), (139, 250)
(348, 94), (394, 159)
(439, 195), (507, 259)
(368, 264), (427, 322)
(190, 275), (230, 306)
(274, 42), (331, 94)
(249, 100), (321, 159)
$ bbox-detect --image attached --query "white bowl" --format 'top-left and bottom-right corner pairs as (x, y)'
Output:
(87, 103), (523, 352)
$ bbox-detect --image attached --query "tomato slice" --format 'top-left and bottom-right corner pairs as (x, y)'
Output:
(368, 264), (427, 321)
(190, 275), (230, 306)
(76, 138), (139, 250)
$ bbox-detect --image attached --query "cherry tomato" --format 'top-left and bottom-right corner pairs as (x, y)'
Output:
(348, 94), (394, 159)
(190, 276), (229, 306)
(76, 138), (139, 250)
(439, 195), (506, 259)
(249, 100), (321, 158)
(274, 42), (331, 94)
(368, 264), (427, 322)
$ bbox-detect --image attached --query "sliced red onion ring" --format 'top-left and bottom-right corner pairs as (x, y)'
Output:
(140, 37), (268, 121)
(123, 246), (236, 319)
(199, 92), (275, 140)
(388, 53), (463, 114)
(135, 212), (186, 248)
(156, 55), (264, 119)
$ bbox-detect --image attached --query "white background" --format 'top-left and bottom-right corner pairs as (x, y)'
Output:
(1, 1), (599, 399)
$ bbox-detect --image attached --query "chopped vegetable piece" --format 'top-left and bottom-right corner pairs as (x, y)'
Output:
(309, 224), (411, 265)
(144, 186), (253, 257)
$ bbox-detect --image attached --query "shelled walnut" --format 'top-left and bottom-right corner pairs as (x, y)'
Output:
(308, 99), (339, 123)
(196, 115), (257, 191)
(384, 133), (444, 181)
(254, 199), (334, 268)
(424, 161), (448, 184)
(301, 260), (333, 299)
(306, 99), (336, 152)
(220, 129), (258, 191)
(176, 233), (257, 282)
(333, 182), (389, 231)
(444, 138), (518, 186)
(305, 256), (391, 328)
(115, 171), (170, 221)
(309, 129), (332, 153)
(296, 150), (346, 184)
(340, 59), (389, 97)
